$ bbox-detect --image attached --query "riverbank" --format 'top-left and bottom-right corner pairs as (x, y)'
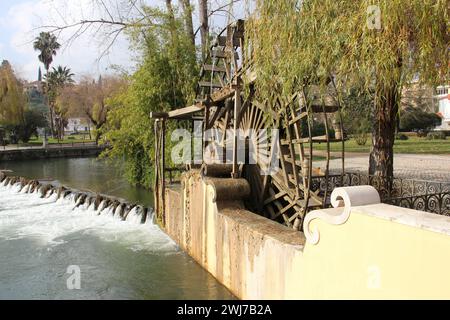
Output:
(0, 145), (104, 161)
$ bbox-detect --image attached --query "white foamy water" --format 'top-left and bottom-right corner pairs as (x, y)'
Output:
(0, 183), (177, 252)
(0, 158), (234, 299)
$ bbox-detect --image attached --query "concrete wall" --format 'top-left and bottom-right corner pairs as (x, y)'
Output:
(0, 146), (103, 161)
(165, 172), (450, 299)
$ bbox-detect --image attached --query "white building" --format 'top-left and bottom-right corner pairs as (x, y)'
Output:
(65, 118), (91, 134)
(435, 85), (450, 131)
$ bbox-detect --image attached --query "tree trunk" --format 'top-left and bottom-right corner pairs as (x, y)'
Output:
(165, 0), (179, 49)
(165, 0), (175, 23)
(198, 0), (209, 60)
(95, 124), (102, 146)
(88, 122), (92, 140)
(45, 69), (55, 138)
(180, 0), (195, 46)
(49, 104), (55, 138)
(369, 83), (400, 179)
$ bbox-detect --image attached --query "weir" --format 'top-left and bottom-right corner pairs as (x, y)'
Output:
(0, 171), (152, 225)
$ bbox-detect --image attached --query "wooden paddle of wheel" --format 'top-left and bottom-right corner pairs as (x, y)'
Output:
(237, 87), (345, 231)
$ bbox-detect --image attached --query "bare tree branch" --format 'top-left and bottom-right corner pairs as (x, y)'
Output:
(194, 0), (241, 37)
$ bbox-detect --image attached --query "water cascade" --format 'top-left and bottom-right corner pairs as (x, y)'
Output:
(0, 171), (152, 225)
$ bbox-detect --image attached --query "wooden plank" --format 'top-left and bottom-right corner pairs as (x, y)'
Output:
(150, 112), (168, 119)
(199, 81), (223, 89)
(263, 190), (287, 205)
(211, 86), (235, 103)
(283, 154), (301, 167)
(283, 112), (301, 198)
(216, 35), (227, 46)
(203, 65), (227, 73)
(211, 49), (226, 58)
(272, 201), (295, 219)
(168, 104), (205, 119)
(288, 112), (308, 125)
(215, 35), (242, 48)
(311, 135), (328, 142)
(211, 49), (239, 60)
(286, 174), (324, 205)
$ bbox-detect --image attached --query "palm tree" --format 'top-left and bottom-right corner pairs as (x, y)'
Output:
(33, 32), (61, 137)
(46, 66), (75, 87)
(33, 32), (61, 73)
(44, 66), (75, 139)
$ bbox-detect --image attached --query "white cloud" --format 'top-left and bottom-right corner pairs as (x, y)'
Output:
(2, 0), (135, 81)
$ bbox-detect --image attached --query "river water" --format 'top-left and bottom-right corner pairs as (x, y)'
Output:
(0, 158), (234, 299)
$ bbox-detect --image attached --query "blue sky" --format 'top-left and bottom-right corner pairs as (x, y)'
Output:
(0, 0), (133, 81)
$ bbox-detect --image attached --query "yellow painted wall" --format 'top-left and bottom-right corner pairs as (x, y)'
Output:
(165, 174), (450, 299)
(300, 211), (450, 299)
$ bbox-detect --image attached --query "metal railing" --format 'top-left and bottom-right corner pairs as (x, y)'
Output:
(311, 172), (450, 216)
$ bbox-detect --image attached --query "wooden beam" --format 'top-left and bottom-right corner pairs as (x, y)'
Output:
(199, 81), (223, 89)
(150, 112), (168, 119)
(203, 65), (227, 73)
(211, 49), (239, 60)
(231, 85), (242, 179)
(211, 86), (235, 103)
(167, 104), (205, 119)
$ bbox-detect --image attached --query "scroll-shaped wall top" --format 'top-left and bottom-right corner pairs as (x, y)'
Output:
(303, 186), (381, 245)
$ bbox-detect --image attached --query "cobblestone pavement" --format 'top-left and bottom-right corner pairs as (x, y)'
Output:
(318, 153), (450, 182)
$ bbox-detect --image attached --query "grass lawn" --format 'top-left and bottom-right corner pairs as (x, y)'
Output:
(26, 135), (95, 145)
(314, 136), (450, 154)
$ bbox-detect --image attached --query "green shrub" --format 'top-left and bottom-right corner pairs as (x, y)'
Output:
(417, 130), (428, 137)
(354, 133), (369, 146)
(396, 134), (409, 140)
(400, 108), (441, 132)
(426, 132), (446, 140)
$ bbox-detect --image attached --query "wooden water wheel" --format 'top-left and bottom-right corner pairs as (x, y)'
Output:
(198, 20), (346, 230)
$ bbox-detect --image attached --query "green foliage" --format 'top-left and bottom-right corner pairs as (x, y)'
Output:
(246, 0), (448, 176)
(16, 109), (47, 143)
(400, 108), (441, 132)
(45, 66), (75, 104)
(247, 0), (448, 100)
(426, 131), (446, 140)
(0, 60), (25, 126)
(354, 133), (369, 146)
(27, 88), (49, 117)
(300, 119), (335, 138)
(44, 65), (75, 138)
(341, 88), (373, 135)
(101, 8), (197, 188)
(33, 32), (61, 72)
(395, 134), (409, 141)
(315, 135), (450, 154)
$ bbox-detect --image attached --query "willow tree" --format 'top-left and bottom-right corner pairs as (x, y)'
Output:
(0, 61), (25, 127)
(247, 0), (448, 178)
